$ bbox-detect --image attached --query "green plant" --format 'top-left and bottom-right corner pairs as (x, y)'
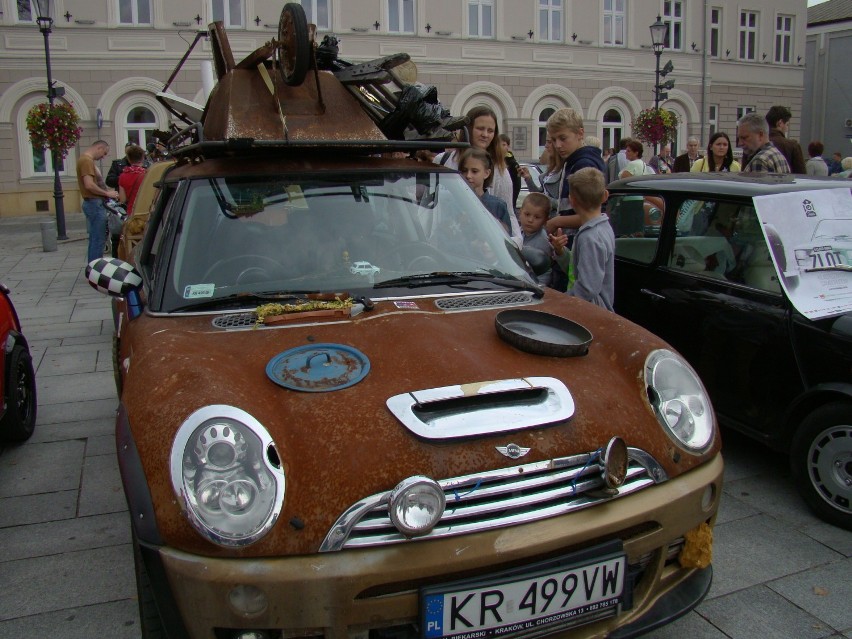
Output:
(631, 108), (679, 147)
(25, 102), (83, 158)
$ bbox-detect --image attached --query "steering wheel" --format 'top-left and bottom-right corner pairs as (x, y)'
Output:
(202, 255), (286, 286)
(389, 242), (445, 272)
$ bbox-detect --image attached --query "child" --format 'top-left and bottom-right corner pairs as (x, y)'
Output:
(518, 192), (553, 285)
(458, 147), (512, 235)
(548, 167), (615, 311)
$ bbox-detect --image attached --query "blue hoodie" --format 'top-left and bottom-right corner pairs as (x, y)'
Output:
(556, 146), (607, 214)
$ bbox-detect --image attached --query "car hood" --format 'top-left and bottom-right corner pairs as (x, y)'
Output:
(120, 291), (719, 556)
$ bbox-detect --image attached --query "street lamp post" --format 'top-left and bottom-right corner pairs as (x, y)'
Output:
(35, 0), (68, 240)
(649, 15), (668, 157)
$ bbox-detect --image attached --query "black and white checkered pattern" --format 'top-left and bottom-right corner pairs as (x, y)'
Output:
(85, 258), (142, 296)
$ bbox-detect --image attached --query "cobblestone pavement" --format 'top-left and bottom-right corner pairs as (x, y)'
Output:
(0, 214), (849, 639)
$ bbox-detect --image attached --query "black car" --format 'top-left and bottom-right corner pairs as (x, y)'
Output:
(607, 173), (852, 530)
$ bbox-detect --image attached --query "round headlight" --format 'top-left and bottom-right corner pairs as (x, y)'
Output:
(645, 349), (715, 452)
(170, 406), (285, 547)
(388, 476), (446, 537)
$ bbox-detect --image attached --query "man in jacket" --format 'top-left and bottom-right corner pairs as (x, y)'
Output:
(737, 112), (790, 174)
(765, 105), (806, 174)
(672, 137), (700, 172)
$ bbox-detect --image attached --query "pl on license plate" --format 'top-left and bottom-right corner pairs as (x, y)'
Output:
(422, 550), (626, 639)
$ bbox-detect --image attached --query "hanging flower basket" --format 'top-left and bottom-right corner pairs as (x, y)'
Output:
(25, 102), (83, 159)
(631, 108), (679, 148)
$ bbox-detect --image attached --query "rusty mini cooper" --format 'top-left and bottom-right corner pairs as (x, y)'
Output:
(87, 6), (722, 639)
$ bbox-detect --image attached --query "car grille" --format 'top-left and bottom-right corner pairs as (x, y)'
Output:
(434, 292), (538, 311)
(320, 448), (666, 552)
(211, 312), (257, 329)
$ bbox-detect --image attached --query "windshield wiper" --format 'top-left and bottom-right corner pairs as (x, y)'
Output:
(172, 291), (318, 312)
(374, 271), (544, 298)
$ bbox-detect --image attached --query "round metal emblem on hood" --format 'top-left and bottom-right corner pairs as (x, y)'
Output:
(496, 443), (531, 459)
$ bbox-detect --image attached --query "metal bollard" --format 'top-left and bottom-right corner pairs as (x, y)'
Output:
(41, 220), (57, 252)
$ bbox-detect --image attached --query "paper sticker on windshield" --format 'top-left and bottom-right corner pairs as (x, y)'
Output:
(183, 283), (215, 299)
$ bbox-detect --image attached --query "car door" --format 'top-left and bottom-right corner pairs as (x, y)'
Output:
(610, 191), (803, 443)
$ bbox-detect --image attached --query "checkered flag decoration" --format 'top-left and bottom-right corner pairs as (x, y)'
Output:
(86, 258), (142, 296)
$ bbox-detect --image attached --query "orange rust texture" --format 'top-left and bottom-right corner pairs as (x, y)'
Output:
(119, 290), (720, 557)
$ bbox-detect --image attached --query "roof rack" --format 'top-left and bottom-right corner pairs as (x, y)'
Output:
(157, 3), (467, 161)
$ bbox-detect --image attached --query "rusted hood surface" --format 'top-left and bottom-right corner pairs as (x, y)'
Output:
(121, 291), (719, 556)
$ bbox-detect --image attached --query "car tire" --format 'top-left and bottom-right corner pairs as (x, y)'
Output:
(132, 534), (167, 639)
(790, 402), (852, 530)
(278, 3), (310, 86)
(0, 344), (37, 442)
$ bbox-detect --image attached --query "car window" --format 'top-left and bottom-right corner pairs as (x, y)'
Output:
(669, 199), (781, 293)
(607, 193), (665, 264)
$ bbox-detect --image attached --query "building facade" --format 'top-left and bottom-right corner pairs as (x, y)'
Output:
(0, 0), (808, 217)
(802, 0), (852, 158)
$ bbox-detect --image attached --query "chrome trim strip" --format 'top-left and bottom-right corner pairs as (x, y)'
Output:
(319, 448), (666, 552)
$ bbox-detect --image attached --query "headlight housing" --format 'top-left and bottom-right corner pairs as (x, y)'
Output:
(170, 405), (284, 547)
(388, 476), (446, 537)
(645, 349), (715, 452)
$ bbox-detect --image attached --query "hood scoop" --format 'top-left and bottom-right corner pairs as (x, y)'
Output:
(386, 377), (574, 440)
(434, 292), (538, 311)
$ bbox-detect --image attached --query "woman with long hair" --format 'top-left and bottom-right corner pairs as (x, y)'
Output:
(434, 106), (520, 238)
(691, 132), (741, 172)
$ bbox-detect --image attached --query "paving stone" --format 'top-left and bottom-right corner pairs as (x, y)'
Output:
(38, 397), (117, 425)
(60, 333), (113, 347)
(36, 350), (98, 377)
(769, 559), (852, 631)
(724, 471), (825, 529)
(699, 584), (835, 639)
(70, 305), (113, 322)
(85, 433), (117, 457)
(25, 320), (104, 341)
(28, 417), (116, 444)
(718, 429), (788, 483)
(0, 544), (135, 620)
(801, 522), (852, 558)
(0, 440), (85, 498)
(0, 600), (140, 639)
(0, 512), (130, 561)
(0, 491), (77, 528)
(708, 514), (841, 598)
(643, 610), (729, 638)
(715, 491), (759, 525)
(37, 371), (117, 405)
(78, 452), (127, 517)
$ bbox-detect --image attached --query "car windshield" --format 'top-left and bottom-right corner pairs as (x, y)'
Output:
(163, 170), (532, 310)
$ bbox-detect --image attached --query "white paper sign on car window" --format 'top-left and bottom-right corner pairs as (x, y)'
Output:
(753, 188), (852, 320)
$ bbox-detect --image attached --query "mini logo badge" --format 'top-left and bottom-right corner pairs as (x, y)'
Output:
(496, 443), (531, 459)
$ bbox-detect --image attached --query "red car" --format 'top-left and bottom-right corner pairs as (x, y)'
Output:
(0, 282), (36, 442)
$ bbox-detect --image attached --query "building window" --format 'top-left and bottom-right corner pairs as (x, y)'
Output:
(118, 0), (152, 25)
(774, 14), (793, 64)
(663, 1), (684, 51)
(539, 0), (562, 42)
(709, 7), (722, 58)
(536, 107), (556, 158)
(388, 0), (415, 34)
(736, 106), (755, 121)
(123, 106), (158, 149)
(16, 0), (36, 22)
(601, 108), (624, 153)
(468, 0), (493, 38)
(296, 0), (330, 30)
(211, 0), (243, 28)
(603, 0), (625, 47)
(738, 10), (758, 61)
(708, 104), (718, 138)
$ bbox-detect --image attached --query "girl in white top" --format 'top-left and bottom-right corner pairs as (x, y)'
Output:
(619, 139), (656, 178)
(434, 106), (521, 241)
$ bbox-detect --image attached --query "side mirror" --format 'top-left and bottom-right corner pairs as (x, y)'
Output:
(85, 258), (143, 298)
(521, 247), (551, 276)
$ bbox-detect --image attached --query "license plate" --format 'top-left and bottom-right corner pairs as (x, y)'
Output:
(810, 249), (845, 270)
(421, 543), (627, 639)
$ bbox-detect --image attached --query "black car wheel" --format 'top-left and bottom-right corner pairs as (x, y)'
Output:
(791, 402), (852, 530)
(1, 344), (37, 442)
(278, 3), (310, 86)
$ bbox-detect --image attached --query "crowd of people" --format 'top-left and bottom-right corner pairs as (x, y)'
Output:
(77, 139), (169, 262)
(428, 102), (851, 312)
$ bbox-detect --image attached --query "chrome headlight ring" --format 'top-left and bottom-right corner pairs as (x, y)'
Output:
(645, 349), (715, 453)
(170, 405), (285, 547)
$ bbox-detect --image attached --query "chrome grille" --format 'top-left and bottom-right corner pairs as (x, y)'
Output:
(434, 292), (537, 311)
(211, 313), (257, 329)
(320, 448), (665, 552)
